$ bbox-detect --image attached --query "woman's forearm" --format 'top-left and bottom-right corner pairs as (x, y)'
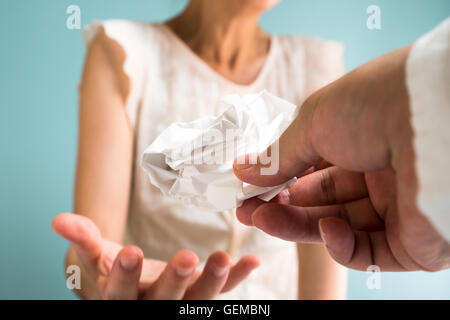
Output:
(297, 243), (347, 300)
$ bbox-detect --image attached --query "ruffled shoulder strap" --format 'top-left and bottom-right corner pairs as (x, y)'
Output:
(302, 37), (345, 94)
(83, 20), (155, 127)
(276, 35), (344, 102)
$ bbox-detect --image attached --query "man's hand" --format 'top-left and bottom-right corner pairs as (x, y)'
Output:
(52, 213), (259, 299)
(233, 46), (450, 272)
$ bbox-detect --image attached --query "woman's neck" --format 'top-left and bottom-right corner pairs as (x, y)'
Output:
(166, 0), (271, 84)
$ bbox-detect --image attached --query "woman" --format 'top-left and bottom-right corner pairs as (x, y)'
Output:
(52, 0), (347, 299)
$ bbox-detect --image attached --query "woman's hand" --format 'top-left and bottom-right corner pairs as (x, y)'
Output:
(52, 213), (259, 299)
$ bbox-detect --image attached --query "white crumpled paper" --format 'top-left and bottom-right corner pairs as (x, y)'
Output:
(141, 90), (298, 212)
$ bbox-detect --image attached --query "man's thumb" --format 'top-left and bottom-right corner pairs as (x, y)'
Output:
(233, 105), (321, 187)
(233, 152), (289, 187)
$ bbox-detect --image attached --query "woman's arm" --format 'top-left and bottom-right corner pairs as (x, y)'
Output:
(67, 26), (133, 298)
(60, 26), (260, 299)
(297, 243), (347, 300)
(296, 40), (347, 300)
(75, 27), (132, 242)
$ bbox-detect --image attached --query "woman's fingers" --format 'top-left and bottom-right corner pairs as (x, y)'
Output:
(183, 252), (231, 300)
(221, 255), (260, 293)
(103, 246), (144, 299)
(52, 213), (102, 264)
(142, 251), (259, 300)
(143, 250), (199, 300)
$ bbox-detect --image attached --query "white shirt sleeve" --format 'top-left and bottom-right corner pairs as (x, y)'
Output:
(406, 18), (450, 242)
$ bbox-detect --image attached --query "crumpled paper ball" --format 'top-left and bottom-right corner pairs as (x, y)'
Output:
(141, 90), (298, 212)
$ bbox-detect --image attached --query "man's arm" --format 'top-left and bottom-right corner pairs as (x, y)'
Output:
(233, 19), (450, 271)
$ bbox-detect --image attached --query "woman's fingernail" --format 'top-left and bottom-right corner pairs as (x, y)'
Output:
(213, 266), (229, 277)
(120, 254), (139, 271)
(176, 266), (195, 277)
(318, 220), (328, 246)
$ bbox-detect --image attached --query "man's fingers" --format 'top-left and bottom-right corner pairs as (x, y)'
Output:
(251, 203), (330, 242)
(236, 166), (368, 229)
(319, 218), (408, 271)
(52, 213), (102, 262)
(144, 250), (199, 300)
(236, 197), (265, 226)
(221, 255), (260, 293)
(250, 198), (384, 242)
(288, 166), (368, 207)
(103, 246), (143, 299)
(184, 252), (231, 300)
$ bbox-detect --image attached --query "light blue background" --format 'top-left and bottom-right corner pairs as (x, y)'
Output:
(1, 0), (449, 299)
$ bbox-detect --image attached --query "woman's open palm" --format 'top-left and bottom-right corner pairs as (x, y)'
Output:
(52, 213), (259, 299)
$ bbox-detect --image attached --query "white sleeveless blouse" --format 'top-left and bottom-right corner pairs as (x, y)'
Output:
(83, 20), (344, 299)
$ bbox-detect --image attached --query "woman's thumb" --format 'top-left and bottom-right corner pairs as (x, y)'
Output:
(52, 213), (102, 262)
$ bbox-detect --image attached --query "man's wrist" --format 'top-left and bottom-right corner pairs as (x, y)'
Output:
(382, 46), (414, 171)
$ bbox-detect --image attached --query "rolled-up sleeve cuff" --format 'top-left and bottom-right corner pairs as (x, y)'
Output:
(406, 18), (450, 242)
